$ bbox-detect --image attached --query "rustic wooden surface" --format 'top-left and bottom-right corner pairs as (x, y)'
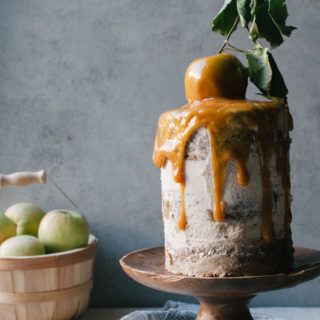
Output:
(120, 246), (320, 320)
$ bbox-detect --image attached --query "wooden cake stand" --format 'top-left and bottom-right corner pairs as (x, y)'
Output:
(120, 246), (320, 320)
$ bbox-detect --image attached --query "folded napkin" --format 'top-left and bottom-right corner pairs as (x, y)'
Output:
(120, 300), (286, 320)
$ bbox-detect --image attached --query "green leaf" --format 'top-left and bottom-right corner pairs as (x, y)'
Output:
(212, 0), (238, 37)
(277, 25), (296, 37)
(237, 0), (253, 29)
(246, 46), (288, 98)
(267, 51), (288, 98)
(246, 47), (272, 93)
(249, 0), (283, 48)
(268, 0), (296, 36)
(268, 0), (288, 24)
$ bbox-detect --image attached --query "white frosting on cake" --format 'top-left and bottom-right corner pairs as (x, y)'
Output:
(161, 127), (288, 276)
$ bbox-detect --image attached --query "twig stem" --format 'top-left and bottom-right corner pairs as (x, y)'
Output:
(218, 15), (239, 54)
(225, 41), (247, 53)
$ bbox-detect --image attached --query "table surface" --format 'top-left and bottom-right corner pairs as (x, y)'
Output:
(78, 308), (320, 320)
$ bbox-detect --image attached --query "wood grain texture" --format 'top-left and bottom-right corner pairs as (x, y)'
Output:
(0, 171), (46, 188)
(0, 235), (97, 320)
(120, 246), (320, 320)
(0, 237), (97, 271)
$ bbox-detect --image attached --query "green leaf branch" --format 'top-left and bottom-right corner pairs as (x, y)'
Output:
(212, 0), (296, 99)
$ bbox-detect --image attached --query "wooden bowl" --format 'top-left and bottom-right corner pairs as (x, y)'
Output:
(0, 234), (97, 320)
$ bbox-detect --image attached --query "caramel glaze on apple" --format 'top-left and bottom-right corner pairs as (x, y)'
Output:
(153, 98), (293, 244)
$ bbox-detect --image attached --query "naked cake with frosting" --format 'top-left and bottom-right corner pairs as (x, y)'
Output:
(153, 53), (294, 277)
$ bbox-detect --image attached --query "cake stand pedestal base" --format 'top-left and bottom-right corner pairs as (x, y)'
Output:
(197, 296), (254, 320)
(120, 246), (320, 320)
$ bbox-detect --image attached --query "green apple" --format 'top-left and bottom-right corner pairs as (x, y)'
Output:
(38, 210), (89, 253)
(0, 235), (45, 256)
(0, 212), (16, 244)
(5, 203), (45, 237)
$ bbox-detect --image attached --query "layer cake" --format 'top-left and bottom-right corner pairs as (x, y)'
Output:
(153, 78), (293, 277)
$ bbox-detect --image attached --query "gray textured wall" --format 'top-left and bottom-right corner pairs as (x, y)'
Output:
(0, 0), (319, 308)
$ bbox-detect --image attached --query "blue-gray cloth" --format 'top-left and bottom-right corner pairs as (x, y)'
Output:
(120, 300), (285, 320)
(120, 301), (198, 320)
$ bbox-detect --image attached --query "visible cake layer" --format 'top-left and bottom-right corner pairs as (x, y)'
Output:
(164, 240), (292, 277)
(155, 99), (293, 276)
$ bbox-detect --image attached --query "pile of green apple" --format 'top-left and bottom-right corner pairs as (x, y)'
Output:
(0, 203), (89, 256)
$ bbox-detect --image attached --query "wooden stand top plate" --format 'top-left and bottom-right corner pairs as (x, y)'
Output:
(120, 246), (320, 320)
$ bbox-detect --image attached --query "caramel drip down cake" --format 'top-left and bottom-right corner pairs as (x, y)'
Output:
(153, 54), (294, 277)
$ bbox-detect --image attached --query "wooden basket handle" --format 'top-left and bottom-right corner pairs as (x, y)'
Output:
(0, 170), (46, 188)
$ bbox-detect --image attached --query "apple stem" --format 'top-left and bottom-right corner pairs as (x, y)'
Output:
(218, 15), (239, 54)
